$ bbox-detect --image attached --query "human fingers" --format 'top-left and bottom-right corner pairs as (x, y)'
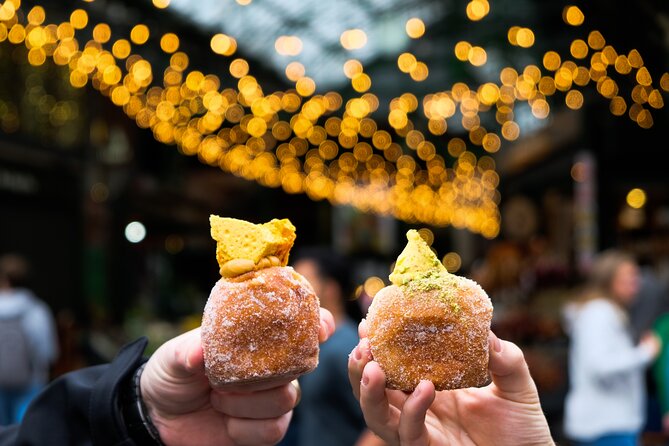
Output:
(487, 332), (539, 401)
(211, 382), (299, 419)
(226, 411), (293, 446)
(398, 380), (435, 446)
(349, 338), (372, 400)
(141, 328), (211, 422)
(145, 327), (204, 383)
(359, 361), (400, 445)
(359, 318), (370, 338)
(640, 332), (661, 358)
(175, 327), (205, 376)
(319, 308), (336, 343)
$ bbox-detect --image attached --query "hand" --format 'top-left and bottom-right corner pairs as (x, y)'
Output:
(348, 320), (554, 446)
(639, 331), (661, 359)
(663, 412), (669, 435)
(141, 308), (336, 446)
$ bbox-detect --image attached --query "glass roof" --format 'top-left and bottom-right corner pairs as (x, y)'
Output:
(167, 0), (448, 89)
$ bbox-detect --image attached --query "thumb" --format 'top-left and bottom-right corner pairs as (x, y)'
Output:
(487, 332), (539, 401)
(158, 327), (205, 379)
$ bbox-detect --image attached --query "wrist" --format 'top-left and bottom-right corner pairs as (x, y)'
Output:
(120, 362), (166, 446)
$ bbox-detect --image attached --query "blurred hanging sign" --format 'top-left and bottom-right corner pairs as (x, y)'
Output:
(573, 150), (597, 273)
(0, 166), (39, 195)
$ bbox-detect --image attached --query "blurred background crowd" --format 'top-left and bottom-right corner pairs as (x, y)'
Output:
(1, 0), (669, 444)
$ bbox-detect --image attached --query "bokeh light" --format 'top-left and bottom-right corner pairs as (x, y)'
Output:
(626, 188), (647, 209)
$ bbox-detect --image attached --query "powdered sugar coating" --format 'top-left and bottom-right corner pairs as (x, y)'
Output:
(366, 275), (493, 391)
(201, 266), (320, 388)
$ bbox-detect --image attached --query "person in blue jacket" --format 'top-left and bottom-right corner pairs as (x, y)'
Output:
(0, 254), (59, 425)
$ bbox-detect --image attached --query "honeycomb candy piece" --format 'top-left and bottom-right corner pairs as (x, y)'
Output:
(209, 215), (296, 274)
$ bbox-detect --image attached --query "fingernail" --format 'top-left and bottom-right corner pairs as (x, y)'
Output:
(361, 372), (369, 387)
(185, 347), (193, 370)
(493, 335), (502, 353)
(413, 383), (422, 398)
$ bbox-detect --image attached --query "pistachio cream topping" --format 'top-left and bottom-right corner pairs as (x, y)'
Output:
(389, 229), (461, 311)
(209, 215), (296, 277)
(389, 229), (447, 286)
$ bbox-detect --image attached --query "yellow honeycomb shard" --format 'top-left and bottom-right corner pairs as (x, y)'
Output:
(209, 215), (296, 269)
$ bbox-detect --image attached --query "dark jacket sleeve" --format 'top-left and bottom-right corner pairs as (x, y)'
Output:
(0, 337), (148, 446)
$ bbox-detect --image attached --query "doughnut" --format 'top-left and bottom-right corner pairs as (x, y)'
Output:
(201, 216), (320, 388)
(366, 230), (493, 391)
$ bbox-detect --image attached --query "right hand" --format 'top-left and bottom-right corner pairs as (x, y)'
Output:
(140, 308), (336, 446)
(348, 321), (555, 446)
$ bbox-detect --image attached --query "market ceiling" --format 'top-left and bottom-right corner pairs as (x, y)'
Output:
(1, 0), (668, 237)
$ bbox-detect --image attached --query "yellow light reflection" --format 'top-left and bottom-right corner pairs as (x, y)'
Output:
(211, 34), (237, 55)
(343, 59), (363, 79)
(515, 28), (535, 48)
(130, 24), (150, 45)
(468, 46), (487, 66)
(340, 29), (367, 50)
(563, 6), (584, 26)
(417, 228), (435, 245)
(284, 61), (305, 81)
(112, 39), (131, 59)
(565, 90), (584, 109)
(543, 51), (561, 71)
(466, 0), (490, 21)
(442, 252), (462, 273)
(69, 9), (88, 29)
(570, 39), (588, 59)
(27, 6), (45, 25)
(587, 31), (605, 50)
(275, 35), (303, 56)
(363, 277), (385, 297)
(626, 188), (646, 209)
(397, 52), (417, 72)
(405, 18), (425, 38)
(92, 23), (111, 43)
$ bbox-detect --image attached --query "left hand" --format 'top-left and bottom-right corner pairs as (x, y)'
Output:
(141, 308), (335, 446)
(348, 320), (554, 446)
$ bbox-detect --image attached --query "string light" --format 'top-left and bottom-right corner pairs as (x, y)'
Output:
(1, 0), (667, 237)
(405, 18), (425, 39)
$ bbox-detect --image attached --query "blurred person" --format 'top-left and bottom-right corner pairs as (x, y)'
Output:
(289, 246), (368, 446)
(627, 258), (669, 435)
(562, 249), (661, 446)
(348, 321), (555, 445)
(0, 254), (58, 425)
(0, 310), (336, 445)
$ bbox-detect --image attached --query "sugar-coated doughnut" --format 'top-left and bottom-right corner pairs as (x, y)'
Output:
(366, 230), (493, 391)
(202, 266), (320, 388)
(201, 215), (320, 389)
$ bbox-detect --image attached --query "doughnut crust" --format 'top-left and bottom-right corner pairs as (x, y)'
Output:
(201, 266), (320, 388)
(367, 276), (493, 391)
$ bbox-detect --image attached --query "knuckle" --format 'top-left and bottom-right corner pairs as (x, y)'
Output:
(259, 418), (286, 444)
(273, 385), (296, 414)
(210, 391), (232, 414)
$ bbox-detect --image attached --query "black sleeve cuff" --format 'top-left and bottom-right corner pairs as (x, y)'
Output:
(89, 337), (149, 446)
